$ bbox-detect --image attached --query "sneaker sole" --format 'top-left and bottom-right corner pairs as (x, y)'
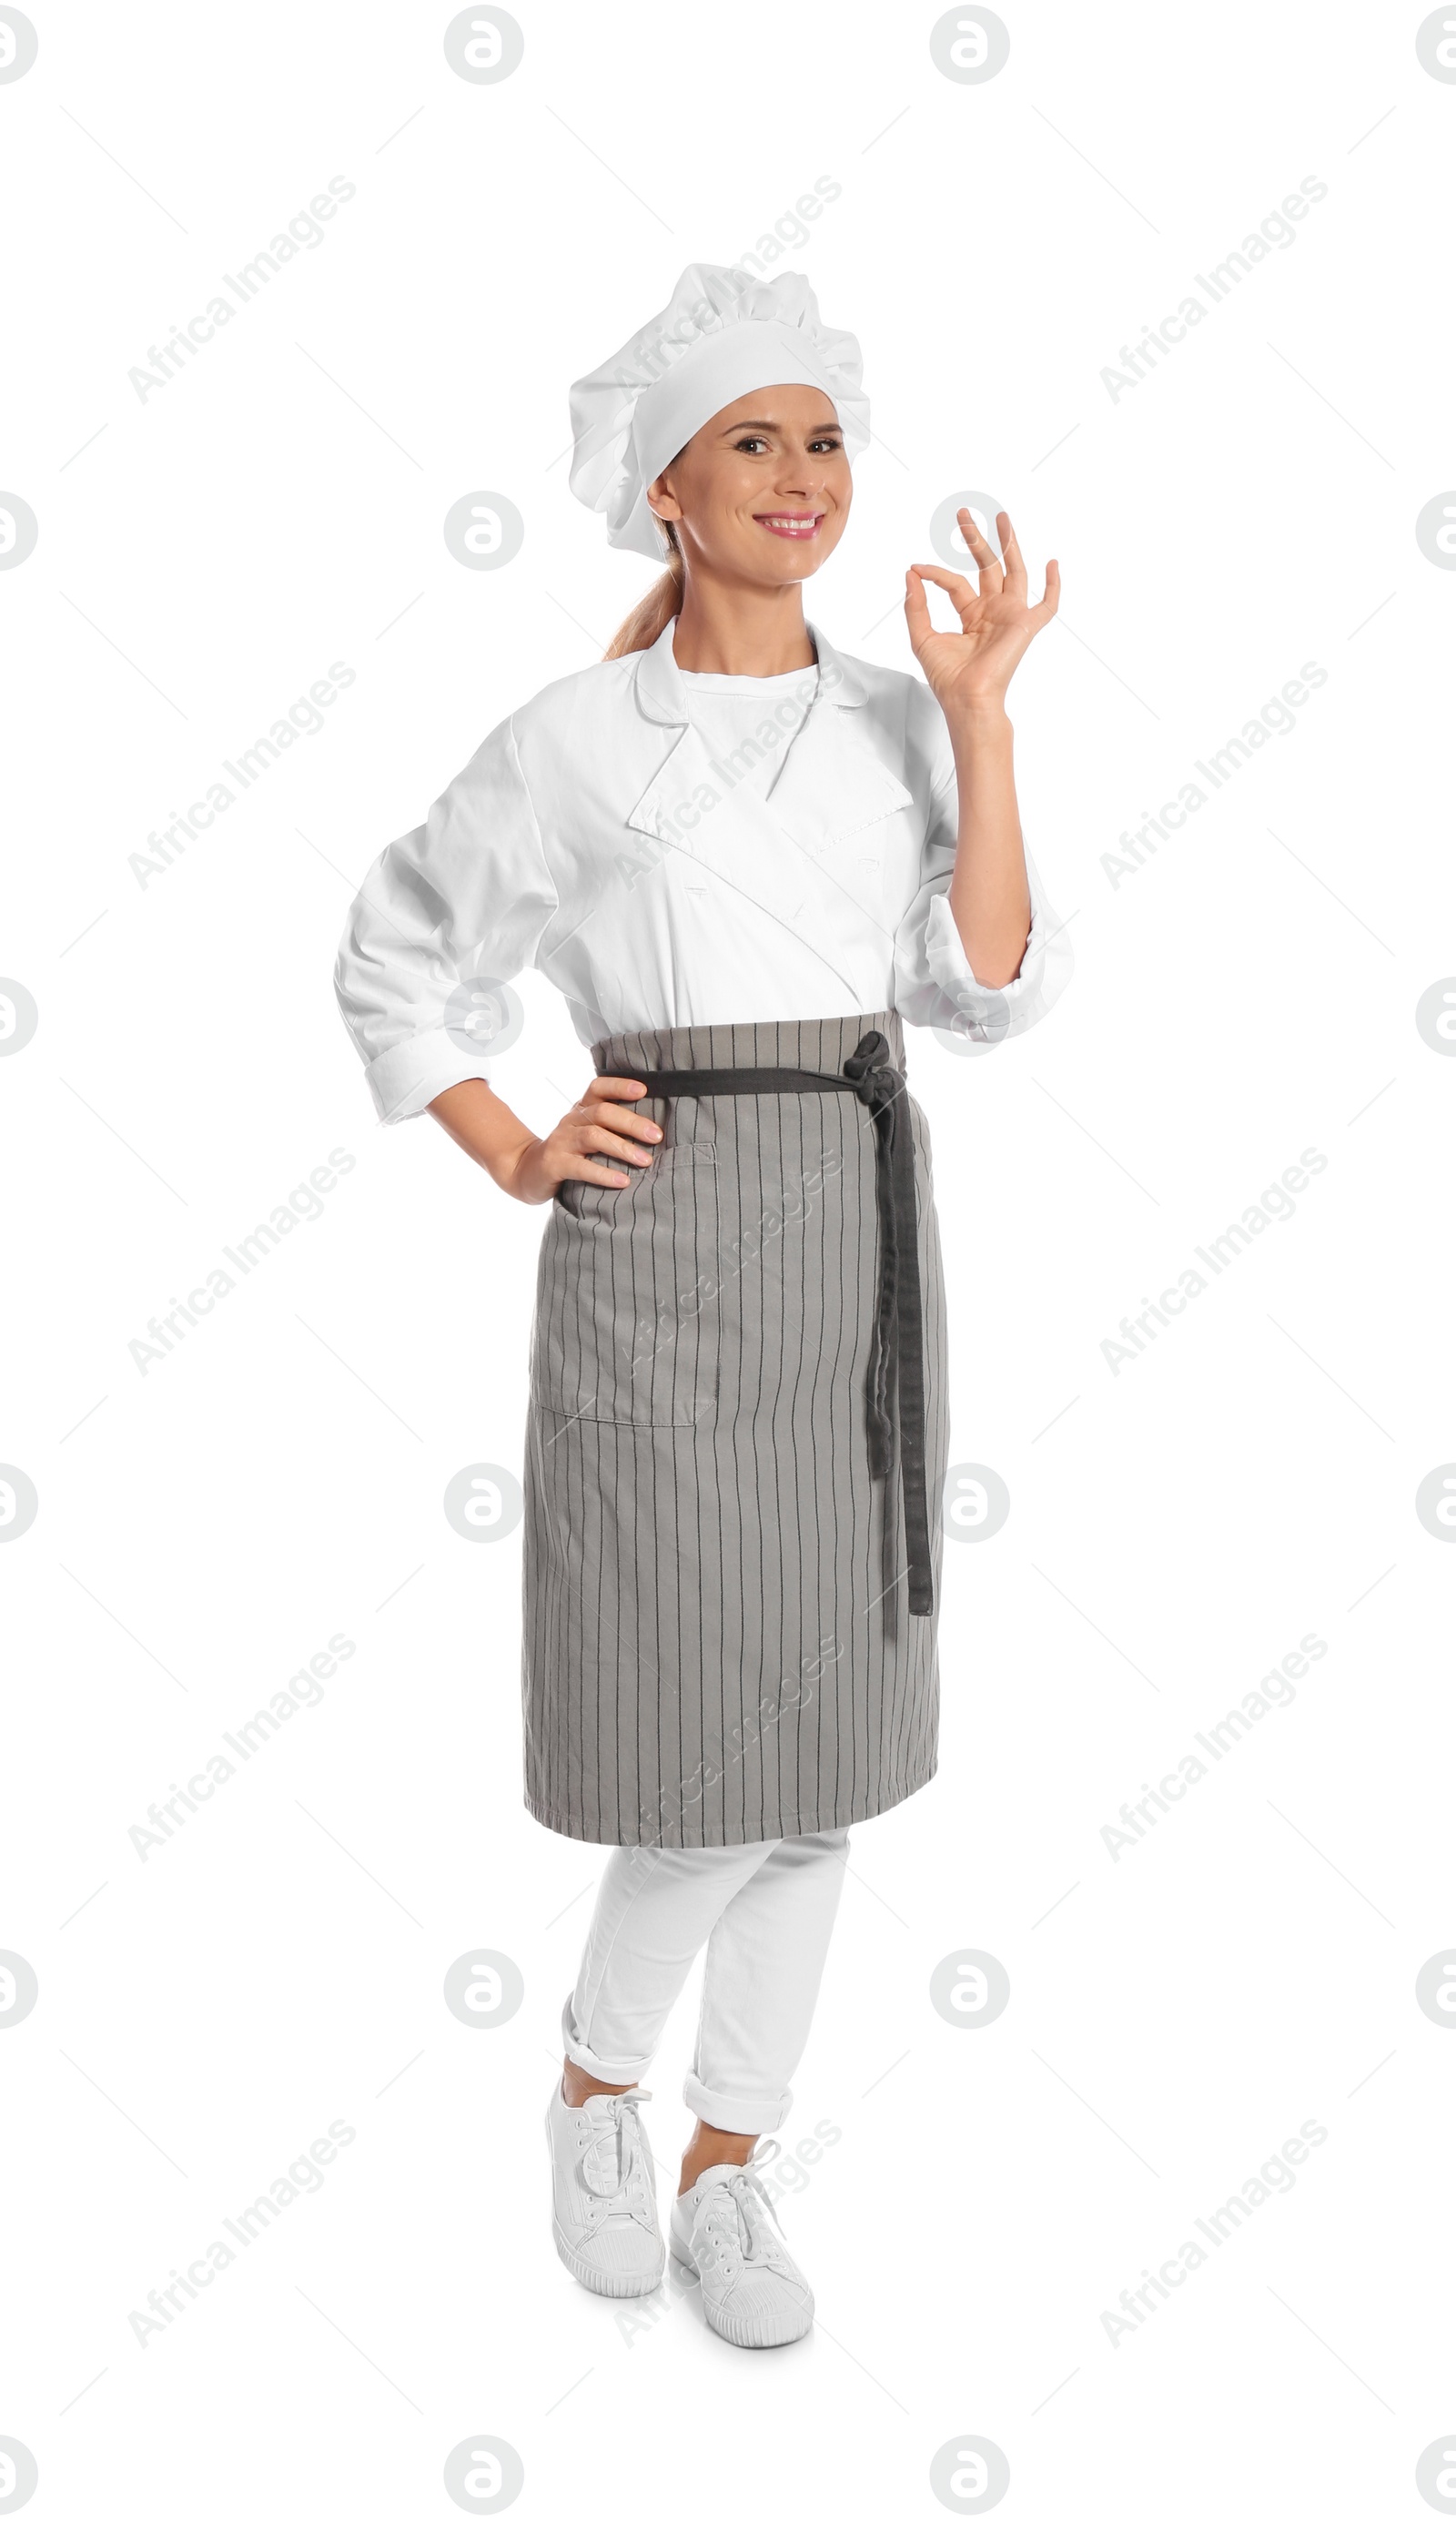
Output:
(668, 2224), (813, 2347)
(552, 2216), (664, 2298)
(546, 2098), (663, 2300)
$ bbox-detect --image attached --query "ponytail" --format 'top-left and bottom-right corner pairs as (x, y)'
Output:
(603, 521), (684, 659)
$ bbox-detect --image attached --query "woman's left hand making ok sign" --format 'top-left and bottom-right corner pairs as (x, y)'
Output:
(905, 506), (1059, 724)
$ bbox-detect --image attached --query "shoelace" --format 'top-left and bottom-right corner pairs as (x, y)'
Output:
(579, 2089), (654, 2210)
(702, 2137), (792, 2268)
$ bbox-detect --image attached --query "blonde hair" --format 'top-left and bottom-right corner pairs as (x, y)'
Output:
(603, 519), (684, 660)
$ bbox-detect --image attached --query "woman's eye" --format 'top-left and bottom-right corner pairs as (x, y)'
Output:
(733, 433), (842, 453)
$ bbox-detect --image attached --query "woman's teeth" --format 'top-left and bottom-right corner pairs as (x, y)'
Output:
(756, 515), (821, 537)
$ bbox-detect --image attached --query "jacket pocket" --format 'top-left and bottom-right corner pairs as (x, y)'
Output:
(530, 1145), (720, 1429)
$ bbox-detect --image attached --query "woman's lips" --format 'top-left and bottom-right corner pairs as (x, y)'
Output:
(753, 512), (824, 539)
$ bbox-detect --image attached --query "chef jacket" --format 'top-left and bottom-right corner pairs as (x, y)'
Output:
(334, 612), (1074, 1123)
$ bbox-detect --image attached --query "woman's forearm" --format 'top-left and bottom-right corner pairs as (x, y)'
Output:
(429, 1070), (662, 1204)
(429, 1078), (539, 1193)
(945, 704), (1034, 988)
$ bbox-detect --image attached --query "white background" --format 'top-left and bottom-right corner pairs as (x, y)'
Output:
(3, 1), (1455, 2514)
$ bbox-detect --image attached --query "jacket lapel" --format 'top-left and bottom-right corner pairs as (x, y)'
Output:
(623, 617), (915, 973)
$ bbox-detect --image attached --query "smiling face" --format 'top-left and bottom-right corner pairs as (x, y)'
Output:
(645, 383), (852, 587)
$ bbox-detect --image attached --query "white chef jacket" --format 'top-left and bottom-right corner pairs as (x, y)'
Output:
(334, 613), (1073, 1124)
(677, 659), (820, 798)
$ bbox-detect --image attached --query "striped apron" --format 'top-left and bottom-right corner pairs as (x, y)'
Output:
(521, 1008), (949, 1848)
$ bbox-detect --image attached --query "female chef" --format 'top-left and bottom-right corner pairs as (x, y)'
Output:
(334, 262), (1072, 2350)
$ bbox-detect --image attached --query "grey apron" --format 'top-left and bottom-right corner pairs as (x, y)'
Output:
(521, 1007), (949, 1849)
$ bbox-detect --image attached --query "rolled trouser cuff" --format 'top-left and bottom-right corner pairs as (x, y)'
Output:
(682, 2065), (791, 2135)
(561, 1990), (654, 2085)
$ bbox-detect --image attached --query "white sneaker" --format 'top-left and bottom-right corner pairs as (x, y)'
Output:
(545, 2080), (665, 2299)
(669, 2138), (814, 2347)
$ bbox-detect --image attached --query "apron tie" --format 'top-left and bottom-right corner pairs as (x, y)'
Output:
(839, 1031), (932, 1615)
(623, 1028), (935, 1618)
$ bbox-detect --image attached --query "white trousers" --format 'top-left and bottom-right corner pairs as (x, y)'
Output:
(561, 1830), (849, 2135)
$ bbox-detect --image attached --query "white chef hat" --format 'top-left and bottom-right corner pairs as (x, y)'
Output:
(568, 262), (871, 561)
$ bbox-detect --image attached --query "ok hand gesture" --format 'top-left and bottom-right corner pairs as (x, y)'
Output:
(905, 507), (1059, 724)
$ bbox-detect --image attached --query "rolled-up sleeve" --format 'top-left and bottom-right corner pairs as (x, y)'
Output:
(892, 736), (1074, 1045)
(334, 712), (559, 1123)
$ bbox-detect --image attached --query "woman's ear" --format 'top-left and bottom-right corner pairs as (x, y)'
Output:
(646, 467), (683, 526)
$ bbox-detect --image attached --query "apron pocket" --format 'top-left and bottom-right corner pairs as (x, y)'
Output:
(530, 1145), (720, 1429)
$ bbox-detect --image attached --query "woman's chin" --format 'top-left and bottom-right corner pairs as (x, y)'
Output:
(735, 541), (830, 586)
